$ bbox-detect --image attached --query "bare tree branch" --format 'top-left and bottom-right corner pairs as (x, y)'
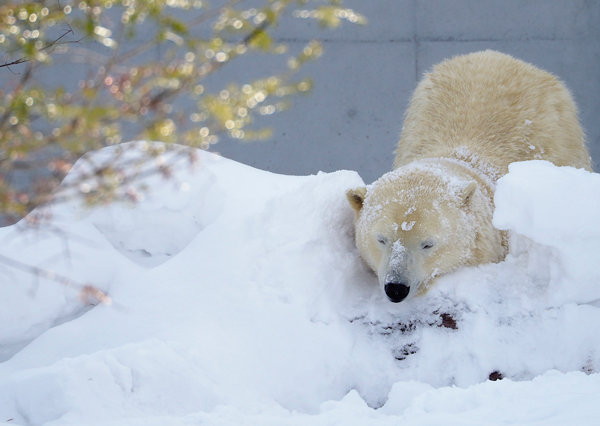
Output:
(0, 28), (84, 70)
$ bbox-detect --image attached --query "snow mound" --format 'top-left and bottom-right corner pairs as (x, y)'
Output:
(494, 160), (600, 305)
(1, 144), (599, 425)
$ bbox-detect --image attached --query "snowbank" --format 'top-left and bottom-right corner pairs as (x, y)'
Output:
(1, 143), (599, 425)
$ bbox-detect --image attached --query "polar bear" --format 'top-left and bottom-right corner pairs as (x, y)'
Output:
(347, 50), (591, 303)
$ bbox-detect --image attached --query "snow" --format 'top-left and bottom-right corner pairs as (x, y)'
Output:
(401, 221), (415, 231)
(1, 143), (600, 425)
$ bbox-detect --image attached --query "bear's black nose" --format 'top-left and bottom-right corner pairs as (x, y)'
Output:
(384, 283), (410, 303)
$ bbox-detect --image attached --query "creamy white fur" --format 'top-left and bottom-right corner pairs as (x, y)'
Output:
(347, 50), (591, 302)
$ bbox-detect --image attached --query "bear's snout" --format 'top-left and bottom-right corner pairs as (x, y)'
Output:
(384, 283), (410, 303)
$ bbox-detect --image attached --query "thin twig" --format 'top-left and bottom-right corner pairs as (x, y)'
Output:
(0, 252), (112, 304)
(0, 29), (83, 70)
(0, 252), (83, 288)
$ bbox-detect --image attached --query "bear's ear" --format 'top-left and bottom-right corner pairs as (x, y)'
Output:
(346, 187), (367, 213)
(458, 181), (478, 205)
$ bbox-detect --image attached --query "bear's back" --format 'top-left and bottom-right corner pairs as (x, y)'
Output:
(394, 50), (591, 176)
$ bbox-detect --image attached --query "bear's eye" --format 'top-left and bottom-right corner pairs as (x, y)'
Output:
(377, 236), (388, 246)
(421, 240), (436, 250)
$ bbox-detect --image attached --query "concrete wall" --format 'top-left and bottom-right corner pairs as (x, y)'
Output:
(215, 0), (600, 183)
(2, 1), (598, 188)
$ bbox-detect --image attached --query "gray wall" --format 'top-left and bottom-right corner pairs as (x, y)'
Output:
(2, 1), (598, 188)
(215, 0), (600, 183)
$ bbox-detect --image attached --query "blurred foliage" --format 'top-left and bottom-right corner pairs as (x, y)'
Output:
(0, 0), (365, 225)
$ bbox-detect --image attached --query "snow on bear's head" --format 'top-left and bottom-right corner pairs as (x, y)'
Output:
(347, 163), (503, 303)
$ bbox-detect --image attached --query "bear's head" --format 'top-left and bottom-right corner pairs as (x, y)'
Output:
(346, 164), (502, 303)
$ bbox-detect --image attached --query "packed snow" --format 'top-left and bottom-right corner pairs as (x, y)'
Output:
(1, 142), (600, 426)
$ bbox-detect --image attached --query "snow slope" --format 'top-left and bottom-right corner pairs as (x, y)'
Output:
(1, 143), (599, 425)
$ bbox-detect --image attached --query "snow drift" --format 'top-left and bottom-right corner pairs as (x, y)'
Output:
(1, 143), (599, 426)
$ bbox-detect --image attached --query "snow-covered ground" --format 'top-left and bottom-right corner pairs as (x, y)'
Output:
(1, 142), (600, 426)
